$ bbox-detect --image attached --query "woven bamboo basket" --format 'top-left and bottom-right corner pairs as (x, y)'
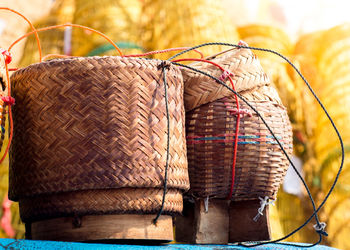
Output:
(182, 48), (293, 201)
(9, 56), (189, 241)
(72, 0), (143, 56)
(141, 0), (240, 60)
(237, 25), (294, 107)
(293, 24), (350, 164)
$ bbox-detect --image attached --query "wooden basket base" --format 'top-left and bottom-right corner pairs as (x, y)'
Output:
(29, 214), (174, 243)
(175, 199), (271, 244)
(175, 199), (229, 244)
(229, 200), (271, 242)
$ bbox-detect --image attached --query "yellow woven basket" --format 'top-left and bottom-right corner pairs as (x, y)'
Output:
(141, 0), (240, 60)
(72, 0), (143, 56)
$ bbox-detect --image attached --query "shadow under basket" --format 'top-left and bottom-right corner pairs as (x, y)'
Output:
(9, 56), (189, 242)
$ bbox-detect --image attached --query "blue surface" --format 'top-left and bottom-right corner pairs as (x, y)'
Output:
(0, 239), (337, 250)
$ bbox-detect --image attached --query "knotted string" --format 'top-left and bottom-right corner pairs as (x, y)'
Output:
(0, 10), (341, 244)
(253, 196), (275, 222)
(169, 40), (342, 246)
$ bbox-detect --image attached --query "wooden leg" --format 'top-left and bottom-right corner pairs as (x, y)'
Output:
(229, 200), (271, 242)
(174, 199), (195, 243)
(175, 199), (229, 244)
(25, 222), (32, 240)
(31, 214), (174, 242)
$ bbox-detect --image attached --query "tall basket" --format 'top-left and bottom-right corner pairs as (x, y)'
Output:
(10, 56), (189, 242)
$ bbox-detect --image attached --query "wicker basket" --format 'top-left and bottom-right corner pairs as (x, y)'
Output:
(141, 0), (240, 60)
(72, 0), (143, 56)
(182, 48), (293, 201)
(237, 26), (296, 119)
(9, 56), (188, 240)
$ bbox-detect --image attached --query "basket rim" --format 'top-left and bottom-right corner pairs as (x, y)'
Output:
(14, 56), (171, 73)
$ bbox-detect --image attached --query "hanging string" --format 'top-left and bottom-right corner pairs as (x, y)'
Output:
(172, 60), (325, 247)
(153, 62), (171, 224)
(9, 23), (124, 59)
(0, 7), (42, 61)
(0, 60), (14, 165)
(172, 57), (239, 200)
(168, 44), (344, 242)
(1, 14), (343, 245)
(0, 23), (125, 164)
(0, 7), (43, 164)
(172, 53), (344, 246)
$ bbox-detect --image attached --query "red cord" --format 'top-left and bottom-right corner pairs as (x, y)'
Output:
(0, 62), (14, 165)
(173, 58), (240, 200)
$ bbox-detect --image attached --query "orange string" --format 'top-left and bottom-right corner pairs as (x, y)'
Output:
(173, 58), (240, 200)
(125, 47), (204, 59)
(9, 23), (123, 59)
(0, 64), (13, 164)
(0, 7), (42, 61)
(0, 7), (43, 165)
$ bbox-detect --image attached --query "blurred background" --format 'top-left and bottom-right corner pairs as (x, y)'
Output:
(0, 0), (349, 248)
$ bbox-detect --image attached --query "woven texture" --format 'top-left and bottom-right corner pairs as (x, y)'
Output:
(19, 188), (182, 222)
(237, 25), (294, 113)
(141, 0), (240, 60)
(183, 48), (293, 201)
(72, 0), (142, 56)
(9, 56), (189, 219)
(182, 48), (270, 111)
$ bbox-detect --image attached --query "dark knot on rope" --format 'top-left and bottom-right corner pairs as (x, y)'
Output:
(314, 222), (328, 236)
(157, 60), (171, 70)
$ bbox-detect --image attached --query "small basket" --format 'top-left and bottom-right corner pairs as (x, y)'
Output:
(10, 56), (189, 241)
(182, 48), (293, 201)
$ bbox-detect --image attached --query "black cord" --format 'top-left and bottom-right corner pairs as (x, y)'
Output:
(169, 42), (344, 231)
(151, 42), (344, 247)
(153, 64), (171, 224)
(172, 61), (324, 246)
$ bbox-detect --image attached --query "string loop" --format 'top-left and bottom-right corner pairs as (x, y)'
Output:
(314, 222), (328, 236)
(253, 196), (275, 222)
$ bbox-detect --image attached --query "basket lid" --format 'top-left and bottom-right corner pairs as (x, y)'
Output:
(181, 47), (271, 111)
